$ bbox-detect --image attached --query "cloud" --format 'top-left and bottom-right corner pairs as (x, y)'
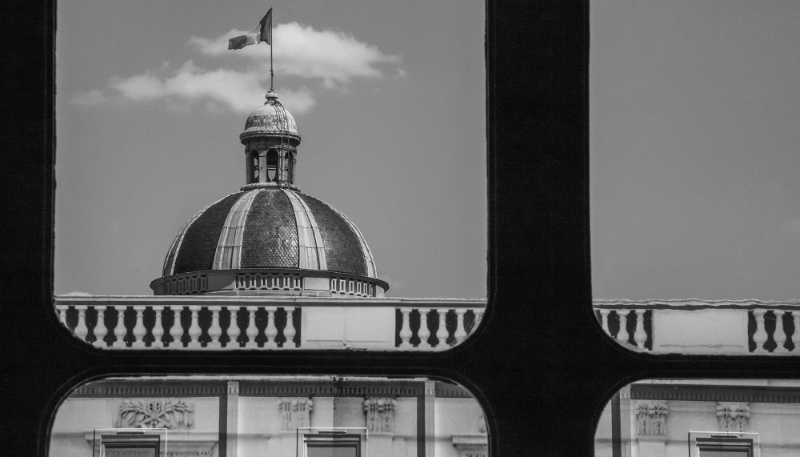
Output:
(190, 22), (402, 89)
(70, 89), (108, 106)
(71, 22), (401, 114)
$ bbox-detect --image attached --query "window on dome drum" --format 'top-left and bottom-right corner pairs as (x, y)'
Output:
(249, 150), (259, 184)
(594, 379), (800, 457)
(286, 151), (294, 184)
(49, 375), (489, 457)
(591, 0), (800, 356)
(266, 149), (278, 182)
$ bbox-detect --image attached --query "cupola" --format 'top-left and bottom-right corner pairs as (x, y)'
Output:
(241, 89), (300, 189)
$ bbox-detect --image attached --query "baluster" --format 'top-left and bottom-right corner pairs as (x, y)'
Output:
(633, 310), (647, 349)
(773, 310), (788, 353)
(58, 306), (70, 329)
(131, 307), (146, 349)
(474, 308), (485, 328)
(152, 306), (165, 348)
(245, 307), (259, 349)
(93, 307), (108, 348)
(418, 309), (431, 349)
(454, 309), (468, 344)
(434, 309), (447, 348)
(398, 308), (412, 348)
(169, 307), (184, 349)
(283, 307), (297, 348)
(616, 310), (631, 345)
(792, 312), (800, 353)
(228, 307), (244, 349)
(265, 307), (278, 349)
(599, 309), (611, 337)
(207, 306), (222, 349)
(752, 309), (768, 353)
(113, 306), (127, 349)
(74, 305), (89, 343)
(187, 306), (202, 349)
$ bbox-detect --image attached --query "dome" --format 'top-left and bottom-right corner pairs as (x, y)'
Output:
(152, 188), (387, 297)
(240, 90), (299, 141)
(151, 90), (387, 297)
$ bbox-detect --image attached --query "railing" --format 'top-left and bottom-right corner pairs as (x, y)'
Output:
(594, 299), (800, 355)
(594, 306), (652, 351)
(55, 296), (486, 351)
(396, 307), (485, 349)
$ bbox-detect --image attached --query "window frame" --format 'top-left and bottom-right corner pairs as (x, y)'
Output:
(12, 2), (800, 457)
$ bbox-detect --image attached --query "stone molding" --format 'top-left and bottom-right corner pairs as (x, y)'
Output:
(363, 397), (397, 432)
(451, 434), (488, 457)
(278, 397), (313, 430)
(114, 399), (194, 429)
(71, 380), (431, 398)
(242, 381), (425, 397)
(631, 383), (800, 404)
(635, 400), (668, 436)
(716, 402), (750, 432)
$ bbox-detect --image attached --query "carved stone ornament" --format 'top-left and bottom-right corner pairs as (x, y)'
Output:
(363, 397), (397, 432)
(635, 400), (669, 436)
(278, 397), (314, 430)
(114, 399), (194, 429)
(716, 402), (750, 432)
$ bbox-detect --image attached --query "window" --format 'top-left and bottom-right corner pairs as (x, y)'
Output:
(92, 429), (167, 457)
(266, 149), (278, 182)
(693, 433), (756, 457)
(250, 150), (260, 183)
(299, 428), (366, 457)
(21, 3), (799, 457)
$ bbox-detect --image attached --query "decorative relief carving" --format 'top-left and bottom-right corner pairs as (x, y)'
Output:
(363, 397), (397, 432)
(635, 400), (668, 436)
(114, 399), (194, 429)
(716, 402), (750, 432)
(278, 397), (314, 430)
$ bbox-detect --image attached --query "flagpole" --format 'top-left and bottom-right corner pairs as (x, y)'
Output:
(270, 9), (274, 90)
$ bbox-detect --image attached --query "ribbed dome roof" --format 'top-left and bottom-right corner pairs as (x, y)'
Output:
(240, 90), (298, 140)
(162, 188), (377, 279)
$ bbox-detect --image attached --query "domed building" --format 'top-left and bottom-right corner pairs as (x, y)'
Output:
(51, 89), (489, 457)
(150, 90), (388, 298)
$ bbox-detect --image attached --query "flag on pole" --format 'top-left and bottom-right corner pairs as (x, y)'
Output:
(228, 9), (272, 50)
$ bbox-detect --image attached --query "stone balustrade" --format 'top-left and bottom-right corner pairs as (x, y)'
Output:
(55, 296), (486, 351)
(594, 299), (800, 355)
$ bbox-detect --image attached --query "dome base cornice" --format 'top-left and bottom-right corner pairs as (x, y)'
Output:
(151, 269), (389, 297)
(240, 182), (299, 191)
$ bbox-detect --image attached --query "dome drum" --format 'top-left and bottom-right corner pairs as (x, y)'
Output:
(150, 268), (388, 297)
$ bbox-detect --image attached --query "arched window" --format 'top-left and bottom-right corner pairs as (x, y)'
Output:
(287, 151), (294, 184)
(249, 150), (259, 183)
(266, 149), (278, 182)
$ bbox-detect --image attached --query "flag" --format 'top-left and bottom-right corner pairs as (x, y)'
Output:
(228, 9), (272, 51)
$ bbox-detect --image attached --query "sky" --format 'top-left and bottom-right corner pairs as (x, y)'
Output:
(55, 0), (486, 298)
(592, 0), (800, 300)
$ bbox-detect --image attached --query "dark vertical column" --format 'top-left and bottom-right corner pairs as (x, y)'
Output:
(417, 389), (425, 457)
(219, 391), (228, 457)
(612, 392), (621, 457)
